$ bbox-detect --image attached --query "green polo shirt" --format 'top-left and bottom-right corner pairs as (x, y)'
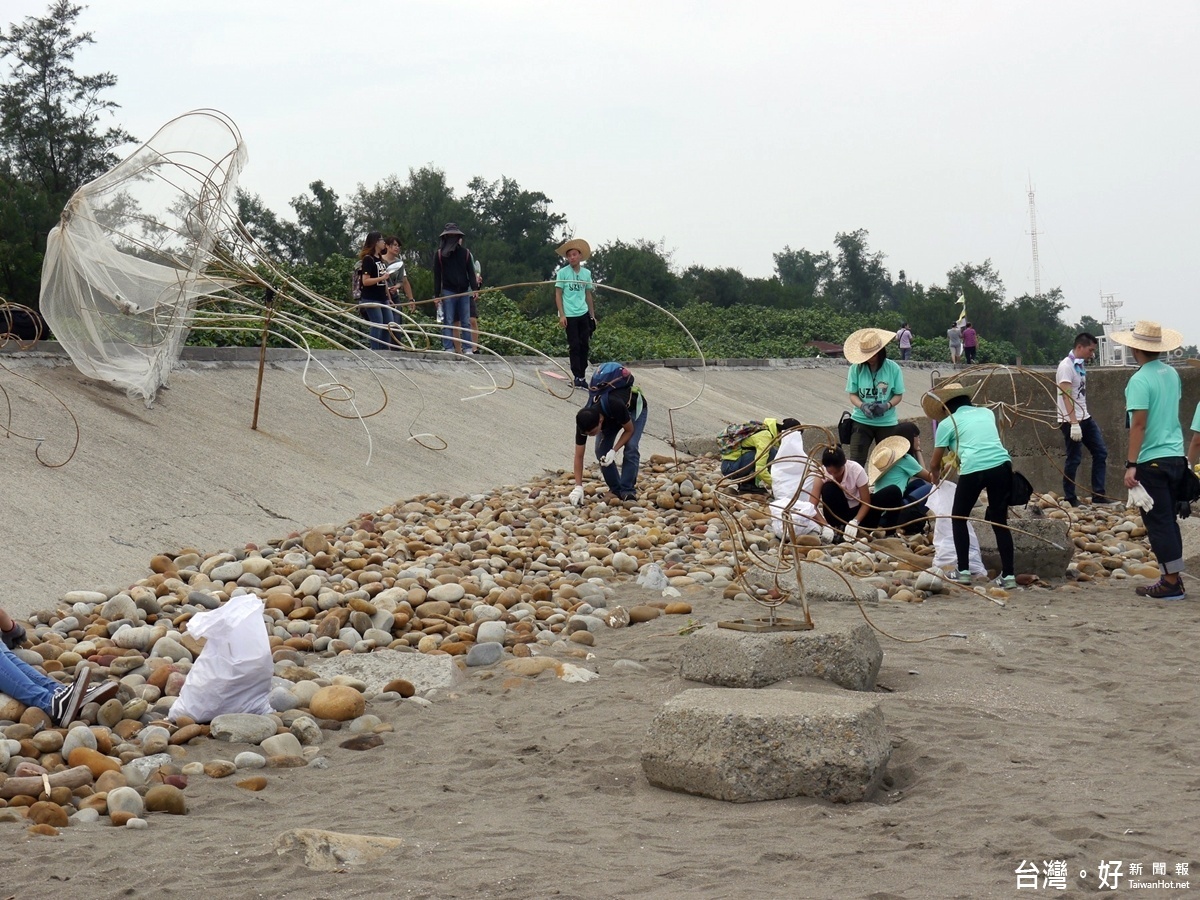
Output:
(874, 454), (922, 493)
(934, 405), (1011, 475)
(555, 265), (593, 317)
(1125, 359), (1184, 462)
(847, 358), (904, 427)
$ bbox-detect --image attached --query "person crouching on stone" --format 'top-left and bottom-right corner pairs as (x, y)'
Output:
(815, 446), (877, 542)
(867, 434), (934, 534)
(569, 383), (649, 506)
(924, 383), (1016, 589)
(843, 327), (905, 467)
(720, 417), (800, 494)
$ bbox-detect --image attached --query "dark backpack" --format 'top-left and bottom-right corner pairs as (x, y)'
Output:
(718, 420), (766, 455)
(588, 362), (635, 416)
(351, 260), (363, 302)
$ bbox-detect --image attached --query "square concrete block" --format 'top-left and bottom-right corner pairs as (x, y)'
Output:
(642, 688), (891, 803)
(676, 621), (882, 691)
(974, 508), (1072, 581)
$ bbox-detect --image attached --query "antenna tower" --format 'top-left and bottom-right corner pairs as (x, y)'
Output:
(1100, 290), (1122, 326)
(1027, 179), (1042, 296)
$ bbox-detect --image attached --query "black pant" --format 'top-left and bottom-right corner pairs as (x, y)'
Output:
(1136, 456), (1186, 575)
(565, 314), (592, 380)
(872, 484), (928, 533)
(848, 421), (896, 468)
(820, 481), (881, 532)
(964, 346), (977, 364)
(952, 461), (1014, 576)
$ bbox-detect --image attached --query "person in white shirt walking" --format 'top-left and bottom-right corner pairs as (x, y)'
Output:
(1056, 332), (1114, 506)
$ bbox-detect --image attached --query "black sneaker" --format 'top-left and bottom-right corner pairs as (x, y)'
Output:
(573, 377), (587, 389)
(50, 668), (91, 727)
(1135, 578), (1186, 600)
(82, 680), (120, 706)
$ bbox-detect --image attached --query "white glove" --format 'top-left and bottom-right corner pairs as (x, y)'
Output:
(568, 485), (584, 507)
(1127, 484), (1154, 512)
(1069, 423), (1083, 442)
(819, 526), (835, 544)
(599, 449), (618, 467)
(844, 521), (859, 541)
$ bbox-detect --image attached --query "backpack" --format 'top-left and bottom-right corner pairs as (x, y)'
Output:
(587, 362), (635, 415)
(717, 420), (766, 455)
(351, 260), (363, 302)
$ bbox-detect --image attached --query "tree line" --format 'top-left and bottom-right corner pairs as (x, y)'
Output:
(3, 1), (1098, 365)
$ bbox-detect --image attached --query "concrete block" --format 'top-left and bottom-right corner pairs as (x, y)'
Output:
(747, 559), (879, 605)
(974, 508), (1072, 581)
(641, 688), (891, 803)
(676, 621), (882, 691)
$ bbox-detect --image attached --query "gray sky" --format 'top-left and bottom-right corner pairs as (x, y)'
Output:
(8, 0), (1199, 341)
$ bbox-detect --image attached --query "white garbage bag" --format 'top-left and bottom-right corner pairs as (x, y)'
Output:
(769, 431), (822, 538)
(170, 593), (274, 722)
(926, 481), (987, 576)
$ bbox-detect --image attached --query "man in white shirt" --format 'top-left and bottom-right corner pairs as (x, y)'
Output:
(1056, 332), (1114, 506)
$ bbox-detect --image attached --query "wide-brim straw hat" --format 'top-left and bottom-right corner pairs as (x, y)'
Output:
(921, 382), (977, 422)
(556, 238), (592, 260)
(866, 435), (912, 485)
(1108, 320), (1183, 353)
(843, 328), (897, 365)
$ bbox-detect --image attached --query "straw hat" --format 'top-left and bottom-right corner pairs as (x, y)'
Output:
(556, 238), (592, 260)
(440, 222), (465, 238)
(866, 435), (912, 485)
(921, 382), (976, 422)
(1108, 320), (1183, 353)
(843, 328), (897, 365)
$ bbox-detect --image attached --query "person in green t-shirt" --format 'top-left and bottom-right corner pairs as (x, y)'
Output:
(843, 327), (905, 467)
(1113, 321), (1188, 601)
(867, 432), (933, 533)
(554, 238), (597, 389)
(925, 382), (1016, 589)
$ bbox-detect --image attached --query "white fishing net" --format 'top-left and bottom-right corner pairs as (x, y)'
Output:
(40, 109), (247, 405)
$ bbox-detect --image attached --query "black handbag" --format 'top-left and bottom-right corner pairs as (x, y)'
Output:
(1176, 464), (1200, 518)
(837, 410), (853, 446)
(1010, 469), (1034, 506)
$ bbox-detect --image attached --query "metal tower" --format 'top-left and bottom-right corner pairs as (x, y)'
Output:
(1027, 180), (1042, 296)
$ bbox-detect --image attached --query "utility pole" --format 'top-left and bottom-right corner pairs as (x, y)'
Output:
(1027, 178), (1042, 297)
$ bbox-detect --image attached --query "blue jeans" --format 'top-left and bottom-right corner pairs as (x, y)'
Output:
(1136, 457), (1186, 575)
(900, 347), (911, 361)
(595, 398), (648, 497)
(441, 289), (472, 351)
(360, 301), (394, 351)
(0, 644), (59, 710)
(1060, 417), (1109, 502)
(721, 448), (777, 489)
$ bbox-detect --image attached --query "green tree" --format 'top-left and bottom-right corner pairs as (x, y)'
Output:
(0, 1), (133, 306)
(291, 180), (352, 265)
(773, 245), (832, 306)
(588, 239), (680, 311)
(679, 265), (747, 308)
(351, 166), (469, 268)
(463, 175), (567, 289)
(829, 229), (892, 313)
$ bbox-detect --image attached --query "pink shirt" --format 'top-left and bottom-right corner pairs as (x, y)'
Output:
(827, 460), (868, 510)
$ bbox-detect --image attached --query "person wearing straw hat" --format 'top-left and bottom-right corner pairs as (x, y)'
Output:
(867, 434), (933, 533)
(843, 327), (906, 467)
(1113, 320), (1188, 600)
(554, 238), (597, 389)
(925, 382), (1017, 589)
(1055, 331), (1116, 506)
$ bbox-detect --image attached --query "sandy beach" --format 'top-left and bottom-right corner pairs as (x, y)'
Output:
(4, 571), (1197, 899)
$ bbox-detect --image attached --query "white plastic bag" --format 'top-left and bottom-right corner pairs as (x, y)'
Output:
(170, 593), (274, 722)
(769, 431), (822, 538)
(926, 482), (987, 576)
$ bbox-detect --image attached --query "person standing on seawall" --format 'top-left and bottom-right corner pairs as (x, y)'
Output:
(1056, 332), (1116, 506)
(961, 322), (977, 364)
(357, 231), (393, 351)
(843, 327), (905, 467)
(897, 322), (913, 361)
(433, 223), (479, 354)
(947, 322), (963, 365)
(554, 238), (597, 388)
(1113, 320), (1189, 600)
